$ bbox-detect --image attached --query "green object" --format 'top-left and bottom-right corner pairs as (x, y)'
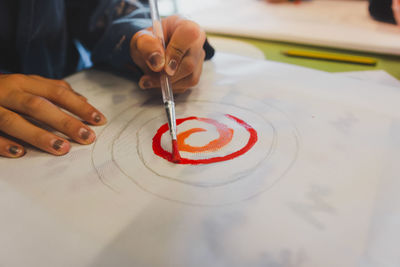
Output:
(208, 34), (400, 80)
(283, 49), (377, 66)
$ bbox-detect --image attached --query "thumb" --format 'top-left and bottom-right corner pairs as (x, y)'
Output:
(130, 29), (165, 72)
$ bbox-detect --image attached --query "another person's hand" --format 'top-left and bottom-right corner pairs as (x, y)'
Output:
(265, 0), (289, 3)
(130, 15), (206, 94)
(0, 74), (106, 158)
(393, 0), (400, 25)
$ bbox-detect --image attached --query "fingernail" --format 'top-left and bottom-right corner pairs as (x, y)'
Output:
(140, 79), (153, 90)
(148, 52), (164, 69)
(79, 127), (93, 141)
(167, 59), (178, 74)
(9, 146), (22, 155)
(92, 112), (102, 123)
(52, 139), (65, 151)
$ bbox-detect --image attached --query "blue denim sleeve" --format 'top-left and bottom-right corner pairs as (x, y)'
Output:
(67, 0), (151, 78)
(90, 3), (152, 76)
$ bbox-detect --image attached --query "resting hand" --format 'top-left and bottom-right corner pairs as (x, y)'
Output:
(130, 15), (206, 93)
(0, 74), (106, 158)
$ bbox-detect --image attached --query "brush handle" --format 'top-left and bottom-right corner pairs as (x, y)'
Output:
(149, 0), (177, 139)
(149, 0), (174, 103)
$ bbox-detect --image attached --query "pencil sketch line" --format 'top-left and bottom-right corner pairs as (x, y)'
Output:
(91, 98), (301, 206)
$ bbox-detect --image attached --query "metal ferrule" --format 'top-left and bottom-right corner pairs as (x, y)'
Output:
(164, 100), (177, 140)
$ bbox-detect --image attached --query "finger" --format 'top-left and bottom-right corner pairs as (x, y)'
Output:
(4, 92), (96, 145)
(13, 76), (106, 125)
(138, 74), (159, 90)
(164, 20), (205, 76)
(167, 55), (204, 93)
(139, 49), (205, 91)
(138, 47), (205, 90)
(168, 48), (205, 83)
(139, 60), (202, 93)
(128, 37), (155, 77)
(0, 107), (70, 155)
(0, 135), (25, 158)
(28, 75), (88, 101)
(131, 30), (165, 72)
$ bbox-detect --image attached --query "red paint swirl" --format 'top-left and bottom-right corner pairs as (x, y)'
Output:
(152, 114), (258, 165)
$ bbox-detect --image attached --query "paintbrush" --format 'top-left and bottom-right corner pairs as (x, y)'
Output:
(148, 0), (181, 163)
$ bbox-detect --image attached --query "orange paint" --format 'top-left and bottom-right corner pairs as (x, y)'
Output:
(177, 118), (234, 153)
(171, 139), (181, 163)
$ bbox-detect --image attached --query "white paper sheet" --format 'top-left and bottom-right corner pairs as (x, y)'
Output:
(336, 70), (400, 88)
(176, 0), (400, 55)
(207, 36), (266, 60)
(1, 53), (400, 267)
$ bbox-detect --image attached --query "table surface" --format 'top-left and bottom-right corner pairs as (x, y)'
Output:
(210, 34), (400, 80)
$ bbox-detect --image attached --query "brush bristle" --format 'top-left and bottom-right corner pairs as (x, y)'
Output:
(171, 140), (181, 163)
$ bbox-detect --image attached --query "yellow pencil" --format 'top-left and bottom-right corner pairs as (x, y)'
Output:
(283, 49), (377, 66)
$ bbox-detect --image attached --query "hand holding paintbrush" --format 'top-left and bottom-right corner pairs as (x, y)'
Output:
(129, 12), (207, 93)
(129, 1), (207, 162)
